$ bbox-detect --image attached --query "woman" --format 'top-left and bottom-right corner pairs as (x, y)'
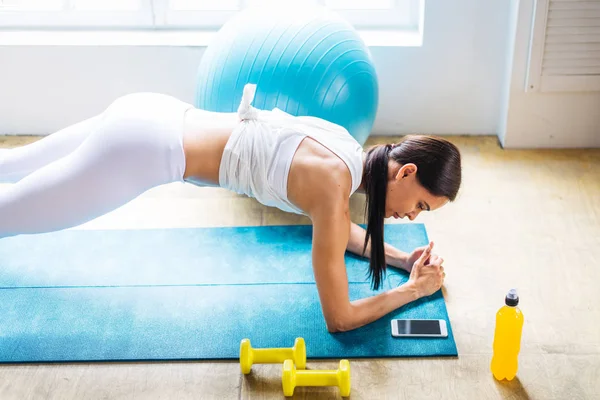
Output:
(0, 84), (461, 332)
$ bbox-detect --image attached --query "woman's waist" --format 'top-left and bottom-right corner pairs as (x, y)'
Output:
(181, 109), (240, 184)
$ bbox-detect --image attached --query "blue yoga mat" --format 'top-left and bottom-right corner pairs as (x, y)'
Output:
(0, 224), (457, 363)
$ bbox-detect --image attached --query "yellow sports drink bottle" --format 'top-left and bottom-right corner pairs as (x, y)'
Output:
(491, 289), (524, 381)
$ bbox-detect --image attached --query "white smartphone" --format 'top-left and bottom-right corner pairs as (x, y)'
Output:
(391, 319), (448, 338)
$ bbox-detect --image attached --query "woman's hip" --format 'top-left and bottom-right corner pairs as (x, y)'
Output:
(95, 92), (194, 183)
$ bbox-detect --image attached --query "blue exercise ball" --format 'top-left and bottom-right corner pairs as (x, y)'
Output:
(194, 5), (379, 146)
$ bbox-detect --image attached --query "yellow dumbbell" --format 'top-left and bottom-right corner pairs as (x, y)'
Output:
(239, 337), (306, 374)
(282, 359), (351, 397)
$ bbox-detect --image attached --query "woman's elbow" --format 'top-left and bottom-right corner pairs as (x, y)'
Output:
(326, 321), (344, 333)
(325, 314), (354, 333)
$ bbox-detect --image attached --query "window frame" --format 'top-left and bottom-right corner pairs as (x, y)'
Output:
(0, 0), (155, 28)
(0, 0), (423, 31)
(161, 0), (421, 30)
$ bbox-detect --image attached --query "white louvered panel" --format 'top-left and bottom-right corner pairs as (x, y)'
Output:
(548, 10), (600, 20)
(544, 1), (600, 76)
(547, 26), (600, 34)
(544, 57), (600, 68)
(545, 50), (600, 59)
(527, 0), (600, 92)
(545, 42), (600, 51)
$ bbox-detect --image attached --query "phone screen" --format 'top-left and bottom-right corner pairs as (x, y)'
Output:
(395, 319), (441, 335)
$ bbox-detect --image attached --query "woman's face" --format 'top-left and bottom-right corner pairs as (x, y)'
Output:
(385, 162), (449, 220)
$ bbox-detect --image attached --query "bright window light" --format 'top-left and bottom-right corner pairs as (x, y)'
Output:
(0, 0), (423, 33)
(170, 0), (239, 11)
(246, 0), (319, 7)
(0, 0), (63, 10)
(71, 0), (141, 11)
(326, 0), (394, 10)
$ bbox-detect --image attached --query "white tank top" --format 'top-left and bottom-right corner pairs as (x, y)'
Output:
(219, 84), (364, 215)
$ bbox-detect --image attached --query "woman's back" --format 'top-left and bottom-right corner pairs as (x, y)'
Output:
(181, 84), (364, 215)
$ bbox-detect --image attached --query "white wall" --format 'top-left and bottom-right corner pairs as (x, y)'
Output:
(497, 0), (521, 146)
(499, 0), (600, 149)
(0, 46), (203, 135)
(372, 0), (512, 136)
(0, 0), (514, 137)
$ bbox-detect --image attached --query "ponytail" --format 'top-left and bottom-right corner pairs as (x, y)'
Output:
(362, 144), (391, 290)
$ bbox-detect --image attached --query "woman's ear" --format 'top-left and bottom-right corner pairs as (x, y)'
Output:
(399, 163), (418, 178)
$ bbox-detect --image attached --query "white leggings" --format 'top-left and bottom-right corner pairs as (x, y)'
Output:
(0, 93), (192, 238)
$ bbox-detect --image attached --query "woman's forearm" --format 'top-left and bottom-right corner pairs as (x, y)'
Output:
(347, 222), (409, 270)
(331, 282), (419, 332)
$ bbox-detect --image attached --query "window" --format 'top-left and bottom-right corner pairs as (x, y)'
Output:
(0, 0), (154, 27)
(526, 0), (600, 92)
(0, 0), (422, 31)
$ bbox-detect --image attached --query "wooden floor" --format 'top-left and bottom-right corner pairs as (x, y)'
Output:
(1, 135), (599, 399)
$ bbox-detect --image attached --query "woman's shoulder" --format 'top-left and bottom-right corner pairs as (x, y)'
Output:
(287, 137), (354, 216)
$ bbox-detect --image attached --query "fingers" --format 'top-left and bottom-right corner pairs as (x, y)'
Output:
(430, 264), (445, 273)
(416, 242), (433, 266)
(428, 255), (444, 265)
(426, 256), (444, 269)
(427, 261), (446, 283)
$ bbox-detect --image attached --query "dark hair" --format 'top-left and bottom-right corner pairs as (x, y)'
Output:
(362, 135), (462, 290)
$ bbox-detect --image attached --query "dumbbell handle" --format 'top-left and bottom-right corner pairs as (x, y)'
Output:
(252, 348), (296, 363)
(282, 360), (351, 397)
(295, 370), (341, 387)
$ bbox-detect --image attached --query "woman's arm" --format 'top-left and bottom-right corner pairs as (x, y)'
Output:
(286, 145), (442, 333)
(346, 222), (411, 272)
(310, 199), (421, 332)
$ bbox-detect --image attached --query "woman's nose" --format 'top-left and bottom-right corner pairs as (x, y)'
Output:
(408, 210), (421, 221)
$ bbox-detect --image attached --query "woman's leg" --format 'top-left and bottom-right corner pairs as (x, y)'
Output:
(0, 94), (187, 238)
(0, 115), (104, 183)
